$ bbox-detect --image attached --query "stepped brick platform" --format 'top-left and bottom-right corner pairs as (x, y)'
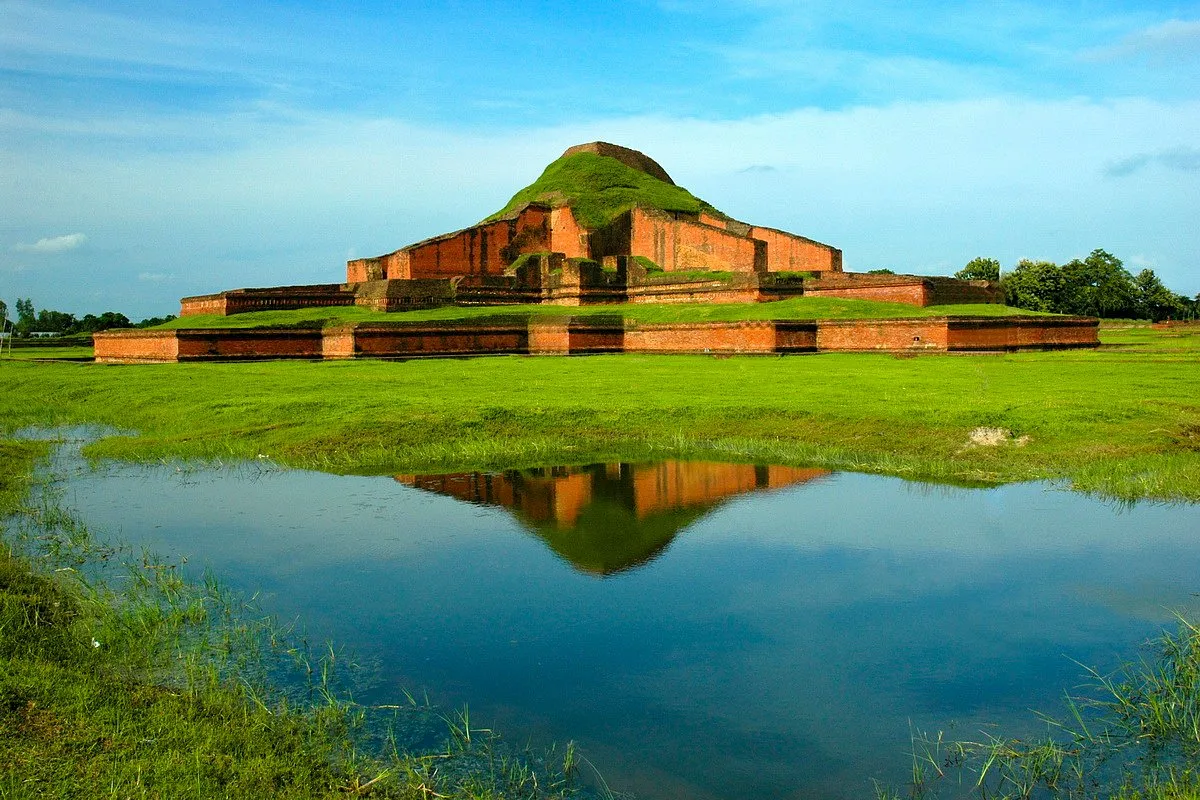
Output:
(179, 142), (1002, 319)
(180, 258), (999, 317)
(94, 314), (1099, 363)
(126, 142), (1090, 364)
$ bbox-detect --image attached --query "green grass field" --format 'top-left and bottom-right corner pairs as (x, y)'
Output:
(3, 324), (1199, 798)
(1, 323), (1196, 502)
(1, 345), (94, 360)
(157, 297), (1048, 331)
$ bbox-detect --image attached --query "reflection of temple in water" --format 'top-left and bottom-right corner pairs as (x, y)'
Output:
(395, 462), (828, 576)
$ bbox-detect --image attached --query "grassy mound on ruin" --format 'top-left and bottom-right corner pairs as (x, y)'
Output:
(483, 151), (728, 230)
(155, 297), (1050, 331)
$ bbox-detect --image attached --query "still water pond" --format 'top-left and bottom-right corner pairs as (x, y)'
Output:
(54, 451), (1199, 800)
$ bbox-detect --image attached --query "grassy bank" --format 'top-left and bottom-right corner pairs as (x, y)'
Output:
(158, 296), (1047, 331)
(0, 438), (589, 798)
(2, 325), (1198, 502)
(2, 328), (1198, 798)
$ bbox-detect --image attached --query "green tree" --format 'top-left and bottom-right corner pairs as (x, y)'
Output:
(1060, 249), (1136, 318)
(135, 314), (177, 328)
(14, 298), (35, 335)
(74, 312), (132, 333)
(34, 309), (76, 333)
(955, 257), (1000, 282)
(1002, 259), (1065, 312)
(1132, 269), (1186, 321)
(15, 298), (34, 325)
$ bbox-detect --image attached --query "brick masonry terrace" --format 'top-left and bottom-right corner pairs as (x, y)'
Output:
(180, 264), (1003, 317)
(94, 315), (1099, 363)
(178, 143), (1004, 318)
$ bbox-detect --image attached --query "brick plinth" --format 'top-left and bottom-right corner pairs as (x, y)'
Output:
(181, 285), (356, 317)
(350, 321), (530, 358)
(625, 321), (779, 354)
(803, 274), (1003, 306)
(177, 328), (326, 360)
(528, 320), (571, 354)
(90, 314), (1099, 363)
(816, 319), (949, 351)
(94, 330), (181, 363)
(946, 316), (1099, 350)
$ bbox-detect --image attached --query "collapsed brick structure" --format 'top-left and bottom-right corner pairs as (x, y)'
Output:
(179, 142), (1000, 317)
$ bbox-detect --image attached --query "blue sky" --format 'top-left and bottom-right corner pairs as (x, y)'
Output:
(2, 0), (1199, 318)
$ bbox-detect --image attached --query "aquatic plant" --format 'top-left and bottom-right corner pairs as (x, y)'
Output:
(878, 616), (1200, 800)
(0, 435), (596, 798)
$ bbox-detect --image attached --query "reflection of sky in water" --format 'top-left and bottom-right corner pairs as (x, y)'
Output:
(56, 454), (1200, 800)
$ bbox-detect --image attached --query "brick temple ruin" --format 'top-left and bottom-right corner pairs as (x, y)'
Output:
(94, 142), (1099, 361)
(177, 142), (1001, 316)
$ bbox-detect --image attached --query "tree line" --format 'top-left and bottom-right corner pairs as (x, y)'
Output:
(955, 249), (1198, 321)
(0, 298), (176, 337)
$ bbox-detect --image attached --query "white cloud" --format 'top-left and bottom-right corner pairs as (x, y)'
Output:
(1086, 19), (1200, 64)
(1105, 145), (1200, 177)
(3, 95), (1200, 317)
(14, 232), (87, 253)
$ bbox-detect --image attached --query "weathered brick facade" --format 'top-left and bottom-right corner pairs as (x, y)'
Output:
(179, 143), (1010, 319)
(137, 142), (1096, 365)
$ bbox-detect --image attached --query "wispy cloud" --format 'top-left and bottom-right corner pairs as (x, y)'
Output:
(1106, 146), (1200, 177)
(14, 232), (87, 253)
(137, 272), (173, 282)
(1087, 19), (1200, 64)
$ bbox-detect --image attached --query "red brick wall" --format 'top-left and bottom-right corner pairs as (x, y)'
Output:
(528, 321), (571, 354)
(402, 206), (553, 278)
(176, 329), (325, 359)
(180, 296), (228, 316)
(322, 326), (356, 359)
(924, 279), (1003, 305)
(350, 322), (529, 357)
(629, 208), (761, 273)
(804, 282), (930, 306)
(94, 331), (181, 363)
(93, 315), (1099, 362)
(748, 226), (842, 273)
(625, 321), (778, 353)
(626, 282), (760, 305)
(567, 319), (624, 353)
(947, 317), (1098, 350)
(548, 207), (589, 259)
(774, 322), (818, 352)
(816, 319), (949, 351)
(347, 258), (383, 283)
(184, 287), (356, 316)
